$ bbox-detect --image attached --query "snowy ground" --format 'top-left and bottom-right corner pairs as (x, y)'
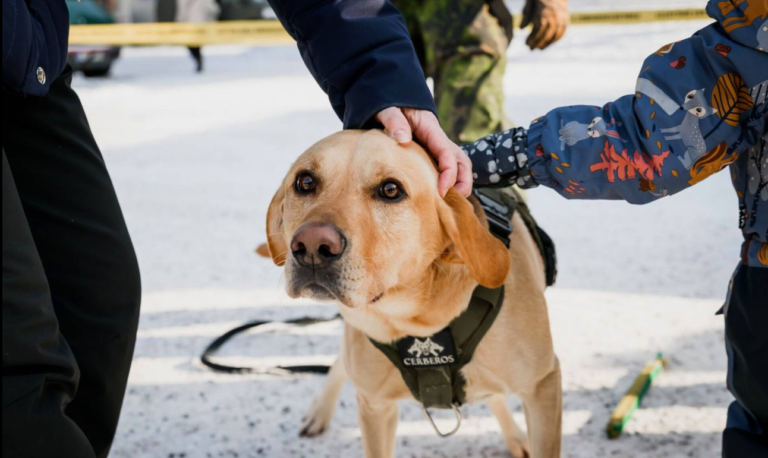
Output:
(72, 16), (743, 458)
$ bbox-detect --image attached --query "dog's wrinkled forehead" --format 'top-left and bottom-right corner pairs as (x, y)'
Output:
(292, 130), (439, 193)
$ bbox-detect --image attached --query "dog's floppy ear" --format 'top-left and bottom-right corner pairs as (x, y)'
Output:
(266, 182), (288, 266)
(255, 243), (271, 258)
(439, 188), (510, 288)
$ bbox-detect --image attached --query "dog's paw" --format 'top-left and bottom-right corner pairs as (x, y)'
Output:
(507, 437), (530, 458)
(299, 395), (334, 437)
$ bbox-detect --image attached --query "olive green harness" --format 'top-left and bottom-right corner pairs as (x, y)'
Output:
(369, 188), (556, 436)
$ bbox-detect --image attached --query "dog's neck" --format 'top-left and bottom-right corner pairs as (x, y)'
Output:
(339, 261), (477, 343)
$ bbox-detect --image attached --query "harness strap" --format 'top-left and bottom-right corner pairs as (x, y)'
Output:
(368, 285), (504, 409)
(514, 197), (558, 287)
(478, 188), (558, 287)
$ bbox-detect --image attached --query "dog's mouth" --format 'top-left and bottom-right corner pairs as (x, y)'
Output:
(287, 260), (382, 308)
(289, 263), (350, 305)
(302, 282), (336, 301)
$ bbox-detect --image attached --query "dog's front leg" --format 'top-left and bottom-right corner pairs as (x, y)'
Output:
(300, 356), (347, 437)
(487, 394), (530, 458)
(357, 393), (398, 458)
(521, 358), (563, 458)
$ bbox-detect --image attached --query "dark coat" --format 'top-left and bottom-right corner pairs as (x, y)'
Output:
(268, 0), (436, 128)
(2, 0), (70, 96)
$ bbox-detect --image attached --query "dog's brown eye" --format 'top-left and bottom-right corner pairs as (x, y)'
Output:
(295, 173), (316, 194)
(379, 181), (404, 201)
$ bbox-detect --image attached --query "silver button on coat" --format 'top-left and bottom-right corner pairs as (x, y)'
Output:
(36, 67), (46, 85)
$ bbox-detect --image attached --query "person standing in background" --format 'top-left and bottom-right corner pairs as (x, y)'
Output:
(176, 0), (220, 72)
(393, 0), (569, 143)
(155, 0), (177, 23)
(155, 0), (220, 72)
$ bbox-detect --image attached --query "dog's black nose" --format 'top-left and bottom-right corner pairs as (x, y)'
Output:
(290, 223), (346, 268)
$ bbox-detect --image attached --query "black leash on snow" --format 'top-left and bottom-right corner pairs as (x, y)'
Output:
(200, 314), (342, 375)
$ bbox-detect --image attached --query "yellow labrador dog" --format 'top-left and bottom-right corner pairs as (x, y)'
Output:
(262, 130), (562, 457)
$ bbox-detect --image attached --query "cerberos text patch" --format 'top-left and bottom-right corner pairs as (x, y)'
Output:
(396, 328), (458, 367)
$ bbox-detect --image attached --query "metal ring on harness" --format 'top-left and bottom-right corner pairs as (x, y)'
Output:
(422, 404), (462, 438)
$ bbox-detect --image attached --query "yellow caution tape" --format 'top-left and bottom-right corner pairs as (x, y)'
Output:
(69, 20), (294, 46)
(568, 8), (710, 26)
(69, 9), (712, 46)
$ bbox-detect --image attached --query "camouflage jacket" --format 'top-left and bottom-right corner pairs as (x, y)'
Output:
(463, 0), (768, 267)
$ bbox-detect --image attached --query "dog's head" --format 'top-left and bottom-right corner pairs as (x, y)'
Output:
(265, 130), (509, 334)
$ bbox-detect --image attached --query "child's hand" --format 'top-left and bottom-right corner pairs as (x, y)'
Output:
(521, 0), (569, 50)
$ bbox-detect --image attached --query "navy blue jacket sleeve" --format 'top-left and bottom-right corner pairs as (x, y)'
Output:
(2, 0), (69, 96)
(267, 0), (436, 129)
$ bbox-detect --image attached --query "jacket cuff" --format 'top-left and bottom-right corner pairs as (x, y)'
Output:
(462, 128), (536, 188)
(338, 39), (436, 129)
(525, 116), (556, 188)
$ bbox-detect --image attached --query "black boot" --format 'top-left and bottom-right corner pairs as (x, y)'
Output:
(189, 47), (203, 73)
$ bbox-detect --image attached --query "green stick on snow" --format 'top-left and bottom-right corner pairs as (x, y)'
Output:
(606, 353), (668, 439)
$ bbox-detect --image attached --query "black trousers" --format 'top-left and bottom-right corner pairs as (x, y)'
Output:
(722, 265), (768, 457)
(2, 67), (141, 458)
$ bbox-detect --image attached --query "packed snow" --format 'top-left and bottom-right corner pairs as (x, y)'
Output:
(72, 15), (741, 458)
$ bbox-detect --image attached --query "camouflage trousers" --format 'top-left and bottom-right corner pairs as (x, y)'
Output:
(393, 0), (513, 143)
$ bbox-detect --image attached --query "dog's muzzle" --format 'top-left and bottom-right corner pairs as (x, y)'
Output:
(288, 223), (347, 301)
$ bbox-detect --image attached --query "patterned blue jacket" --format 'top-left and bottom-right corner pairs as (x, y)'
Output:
(464, 0), (768, 268)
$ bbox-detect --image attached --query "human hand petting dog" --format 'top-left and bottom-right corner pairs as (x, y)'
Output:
(377, 107), (473, 198)
(521, 0), (569, 50)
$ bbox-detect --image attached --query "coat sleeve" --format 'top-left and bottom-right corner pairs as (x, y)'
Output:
(267, 0), (436, 129)
(2, 0), (69, 96)
(520, 1), (768, 203)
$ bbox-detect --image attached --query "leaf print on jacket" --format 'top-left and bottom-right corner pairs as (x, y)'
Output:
(589, 141), (671, 183)
(759, 242), (768, 266)
(717, 0), (768, 34)
(688, 142), (740, 185)
(710, 73), (754, 128)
